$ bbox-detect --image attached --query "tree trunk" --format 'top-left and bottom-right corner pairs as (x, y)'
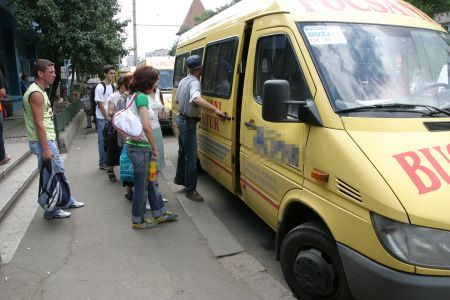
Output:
(49, 62), (61, 105)
(70, 64), (76, 101)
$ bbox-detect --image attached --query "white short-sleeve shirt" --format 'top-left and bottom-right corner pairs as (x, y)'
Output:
(95, 83), (114, 120)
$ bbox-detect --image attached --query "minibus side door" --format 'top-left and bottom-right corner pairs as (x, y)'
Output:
(240, 25), (310, 229)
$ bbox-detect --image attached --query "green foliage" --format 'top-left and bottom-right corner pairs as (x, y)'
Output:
(194, 0), (241, 25)
(8, 0), (129, 99)
(405, 0), (450, 18)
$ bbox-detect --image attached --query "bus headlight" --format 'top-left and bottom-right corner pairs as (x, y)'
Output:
(371, 212), (450, 269)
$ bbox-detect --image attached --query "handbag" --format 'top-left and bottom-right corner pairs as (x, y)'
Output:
(120, 145), (134, 183)
(38, 159), (72, 211)
(103, 120), (118, 147)
(112, 94), (144, 140)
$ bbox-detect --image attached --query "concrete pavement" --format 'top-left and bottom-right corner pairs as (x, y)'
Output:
(0, 129), (262, 299)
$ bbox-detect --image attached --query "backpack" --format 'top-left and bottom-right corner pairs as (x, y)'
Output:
(81, 94), (92, 113)
(90, 82), (116, 112)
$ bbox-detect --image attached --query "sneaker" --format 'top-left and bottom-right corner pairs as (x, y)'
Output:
(186, 190), (204, 202)
(45, 210), (71, 219)
(144, 217), (158, 227)
(173, 177), (184, 185)
(99, 164), (107, 170)
(132, 221), (158, 229)
(163, 197), (168, 202)
(155, 211), (178, 223)
(68, 200), (85, 208)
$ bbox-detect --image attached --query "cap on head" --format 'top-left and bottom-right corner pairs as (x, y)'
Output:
(186, 55), (202, 71)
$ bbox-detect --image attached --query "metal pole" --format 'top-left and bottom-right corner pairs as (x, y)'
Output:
(132, 0), (137, 66)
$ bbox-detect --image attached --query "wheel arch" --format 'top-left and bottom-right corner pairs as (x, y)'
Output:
(276, 194), (332, 260)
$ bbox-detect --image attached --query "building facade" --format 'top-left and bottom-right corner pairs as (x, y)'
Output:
(0, 0), (37, 115)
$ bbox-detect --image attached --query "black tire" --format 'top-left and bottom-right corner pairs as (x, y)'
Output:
(280, 222), (353, 300)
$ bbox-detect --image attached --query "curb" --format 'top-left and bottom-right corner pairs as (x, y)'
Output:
(161, 158), (295, 299)
(58, 110), (86, 154)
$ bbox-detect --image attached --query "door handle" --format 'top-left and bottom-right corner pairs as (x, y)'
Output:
(244, 120), (257, 130)
(223, 112), (233, 121)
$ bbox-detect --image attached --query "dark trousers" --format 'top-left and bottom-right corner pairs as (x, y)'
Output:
(175, 115), (198, 192)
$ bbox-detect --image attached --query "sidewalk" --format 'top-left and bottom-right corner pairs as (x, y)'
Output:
(0, 129), (262, 299)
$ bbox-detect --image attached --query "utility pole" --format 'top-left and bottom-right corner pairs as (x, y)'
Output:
(132, 0), (137, 66)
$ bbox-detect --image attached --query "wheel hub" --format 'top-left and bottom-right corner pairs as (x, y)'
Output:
(293, 248), (337, 296)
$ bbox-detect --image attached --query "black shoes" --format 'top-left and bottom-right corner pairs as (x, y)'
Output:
(185, 190), (204, 202)
(173, 177), (184, 185)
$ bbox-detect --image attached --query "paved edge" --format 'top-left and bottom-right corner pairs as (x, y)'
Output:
(220, 252), (296, 300)
(161, 159), (245, 258)
(58, 110), (85, 153)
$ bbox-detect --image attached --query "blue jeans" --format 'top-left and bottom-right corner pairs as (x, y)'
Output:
(29, 140), (75, 218)
(0, 114), (5, 161)
(126, 144), (166, 223)
(175, 115), (198, 192)
(97, 118), (106, 166)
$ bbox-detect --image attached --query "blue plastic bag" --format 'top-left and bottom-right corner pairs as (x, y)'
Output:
(120, 145), (134, 183)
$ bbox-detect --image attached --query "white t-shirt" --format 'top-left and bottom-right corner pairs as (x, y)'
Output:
(95, 82), (114, 120)
(148, 89), (165, 129)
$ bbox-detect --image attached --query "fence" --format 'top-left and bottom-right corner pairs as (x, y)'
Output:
(53, 99), (81, 139)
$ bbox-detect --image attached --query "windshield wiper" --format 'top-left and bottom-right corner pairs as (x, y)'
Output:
(336, 103), (450, 116)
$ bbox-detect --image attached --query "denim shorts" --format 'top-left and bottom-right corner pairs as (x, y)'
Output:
(29, 140), (65, 173)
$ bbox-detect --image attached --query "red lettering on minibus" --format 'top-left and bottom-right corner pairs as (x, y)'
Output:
(298, 0), (317, 12)
(319, 0), (345, 10)
(393, 151), (441, 194)
(214, 117), (219, 131)
(384, 0), (410, 16)
(396, 1), (435, 22)
(364, 0), (389, 13)
(419, 148), (450, 184)
(344, 0), (370, 11)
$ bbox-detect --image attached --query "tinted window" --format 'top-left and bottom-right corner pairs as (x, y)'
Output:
(191, 47), (204, 60)
(254, 34), (311, 119)
(202, 38), (238, 99)
(173, 53), (188, 87)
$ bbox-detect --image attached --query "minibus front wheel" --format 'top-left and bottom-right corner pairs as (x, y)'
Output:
(280, 222), (353, 300)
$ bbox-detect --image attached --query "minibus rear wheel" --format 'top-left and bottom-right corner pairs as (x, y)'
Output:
(280, 222), (353, 300)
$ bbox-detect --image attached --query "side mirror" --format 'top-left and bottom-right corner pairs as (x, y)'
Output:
(262, 80), (290, 122)
(262, 79), (323, 126)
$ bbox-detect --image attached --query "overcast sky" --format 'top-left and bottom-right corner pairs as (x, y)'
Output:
(116, 0), (232, 59)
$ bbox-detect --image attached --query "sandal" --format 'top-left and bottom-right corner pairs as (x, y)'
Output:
(0, 154), (11, 165)
(107, 170), (117, 182)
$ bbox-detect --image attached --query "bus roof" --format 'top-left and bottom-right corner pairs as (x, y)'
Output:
(137, 56), (175, 70)
(178, 0), (444, 48)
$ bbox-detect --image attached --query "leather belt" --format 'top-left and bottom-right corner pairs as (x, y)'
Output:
(179, 113), (200, 122)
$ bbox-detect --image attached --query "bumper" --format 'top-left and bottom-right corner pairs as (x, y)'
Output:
(338, 244), (450, 300)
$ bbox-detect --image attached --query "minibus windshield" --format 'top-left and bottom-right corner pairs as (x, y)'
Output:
(158, 69), (174, 91)
(300, 23), (450, 117)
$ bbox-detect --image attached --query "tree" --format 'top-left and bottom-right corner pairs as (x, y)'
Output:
(194, 0), (241, 25)
(9, 0), (128, 101)
(405, 0), (450, 18)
